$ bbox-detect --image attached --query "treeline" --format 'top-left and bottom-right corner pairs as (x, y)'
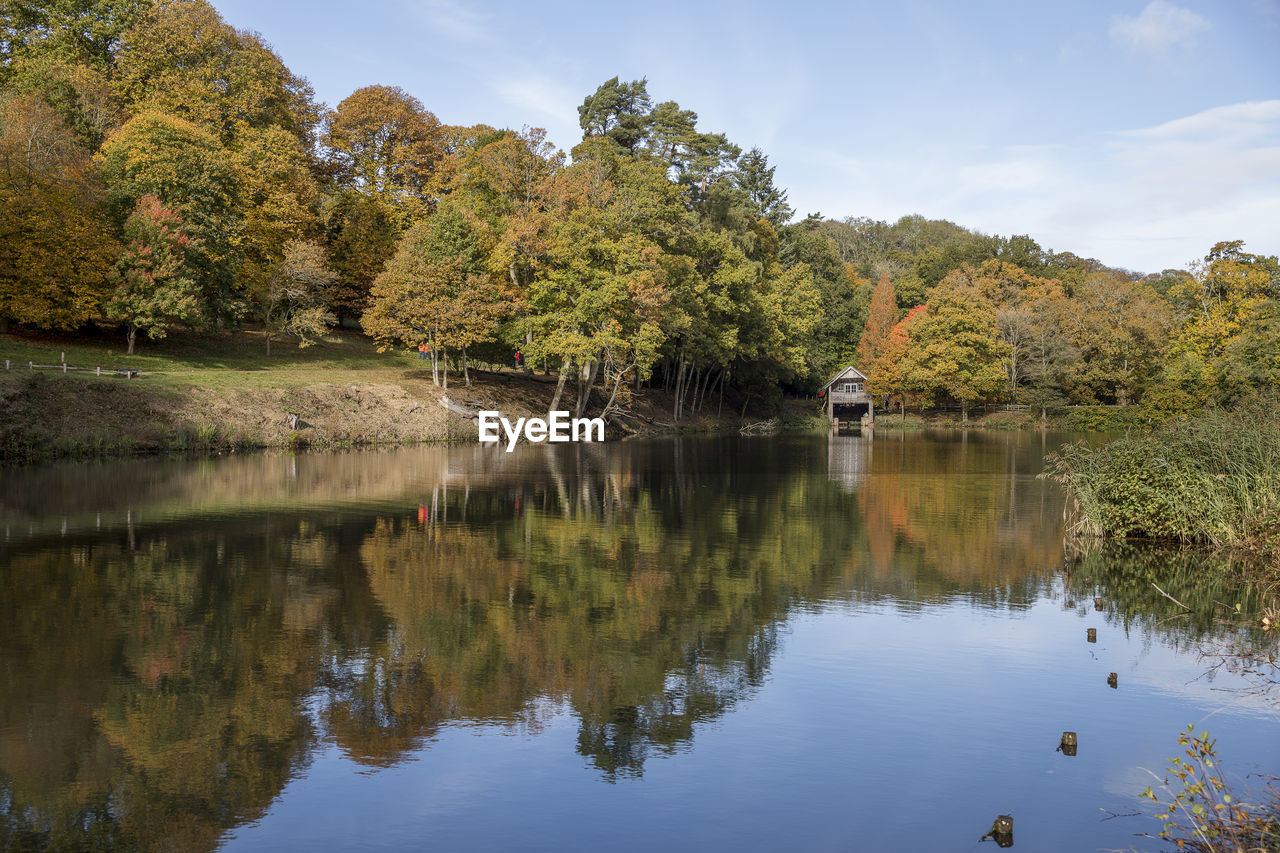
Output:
(2, 0), (1276, 421)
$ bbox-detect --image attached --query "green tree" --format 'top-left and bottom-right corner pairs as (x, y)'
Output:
(322, 191), (400, 321)
(362, 199), (510, 387)
(0, 0), (154, 80)
(577, 76), (652, 154)
(96, 110), (242, 310)
(732, 146), (792, 226)
(529, 138), (684, 416)
(1066, 273), (1172, 405)
(105, 194), (202, 353)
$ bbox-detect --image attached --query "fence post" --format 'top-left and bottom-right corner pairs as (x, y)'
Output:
(96, 366), (101, 376)
(29, 361), (33, 370)
(4, 359), (8, 370)
(63, 362), (67, 373)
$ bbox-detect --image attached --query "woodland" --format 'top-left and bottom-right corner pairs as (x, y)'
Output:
(2, 0), (1278, 423)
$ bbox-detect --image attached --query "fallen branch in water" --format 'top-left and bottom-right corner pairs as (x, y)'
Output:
(1151, 581), (1190, 610)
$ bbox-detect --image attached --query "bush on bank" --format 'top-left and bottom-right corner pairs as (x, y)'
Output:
(1045, 399), (1280, 564)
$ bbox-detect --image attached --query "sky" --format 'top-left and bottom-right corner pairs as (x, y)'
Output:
(209, 0), (1280, 274)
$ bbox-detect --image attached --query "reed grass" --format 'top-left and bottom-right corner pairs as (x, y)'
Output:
(1044, 399), (1280, 564)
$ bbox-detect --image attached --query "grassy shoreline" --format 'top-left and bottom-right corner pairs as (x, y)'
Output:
(1045, 401), (1280, 574)
(0, 328), (747, 463)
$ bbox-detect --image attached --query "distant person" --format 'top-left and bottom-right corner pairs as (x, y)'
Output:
(419, 344), (427, 360)
(514, 349), (522, 369)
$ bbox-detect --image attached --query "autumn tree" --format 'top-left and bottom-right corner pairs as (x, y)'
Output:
(856, 272), (897, 370)
(1165, 241), (1280, 403)
(899, 277), (1009, 420)
(941, 260), (1067, 402)
(867, 304), (927, 420)
(0, 92), (116, 332)
(362, 199), (510, 387)
(322, 85), (448, 223)
(456, 126), (563, 295)
(4, 51), (124, 149)
(261, 239), (336, 355)
(96, 110), (242, 308)
(113, 0), (322, 295)
(1065, 273), (1172, 405)
(114, 0), (319, 149)
(105, 194), (203, 353)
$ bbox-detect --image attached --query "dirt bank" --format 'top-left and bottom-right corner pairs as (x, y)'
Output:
(0, 367), (739, 462)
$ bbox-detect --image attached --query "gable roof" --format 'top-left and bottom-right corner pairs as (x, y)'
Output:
(821, 366), (868, 391)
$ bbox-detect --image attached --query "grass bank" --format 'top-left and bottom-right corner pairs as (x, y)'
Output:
(0, 328), (745, 463)
(1044, 401), (1280, 571)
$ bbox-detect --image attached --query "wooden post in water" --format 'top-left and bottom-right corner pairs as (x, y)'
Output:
(987, 815), (1014, 848)
(1059, 731), (1078, 756)
(1094, 597), (1105, 611)
(1107, 672), (1118, 689)
(1087, 628), (1097, 643)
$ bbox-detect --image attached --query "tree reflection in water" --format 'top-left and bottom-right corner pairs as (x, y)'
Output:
(2, 435), (1263, 849)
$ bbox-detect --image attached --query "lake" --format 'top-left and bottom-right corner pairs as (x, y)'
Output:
(1, 432), (1276, 851)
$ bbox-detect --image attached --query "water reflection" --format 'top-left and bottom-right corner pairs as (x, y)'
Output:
(0, 435), (1270, 850)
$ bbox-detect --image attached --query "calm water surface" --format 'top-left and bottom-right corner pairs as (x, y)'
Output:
(1, 433), (1276, 851)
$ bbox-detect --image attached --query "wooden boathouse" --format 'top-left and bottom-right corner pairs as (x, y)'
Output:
(822, 366), (874, 432)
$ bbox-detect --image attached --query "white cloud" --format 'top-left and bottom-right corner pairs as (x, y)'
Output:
(404, 0), (490, 43)
(1109, 0), (1210, 52)
(798, 100), (1280, 273)
(491, 74), (580, 130)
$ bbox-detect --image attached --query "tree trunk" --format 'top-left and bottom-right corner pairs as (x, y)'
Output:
(265, 329), (272, 357)
(549, 362), (571, 415)
(602, 368), (624, 418)
(699, 368), (717, 414)
(683, 364), (698, 418)
(127, 326), (137, 355)
(463, 347), (471, 386)
(430, 342), (440, 386)
(673, 356), (687, 421)
(577, 358), (600, 418)
(961, 400), (969, 422)
(441, 345), (449, 390)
